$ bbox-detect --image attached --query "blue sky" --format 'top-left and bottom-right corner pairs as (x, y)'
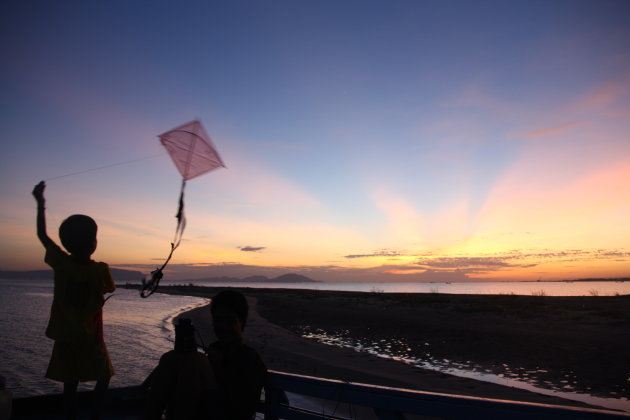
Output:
(1, 0), (629, 281)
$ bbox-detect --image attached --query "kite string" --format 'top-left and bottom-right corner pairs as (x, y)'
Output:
(45, 153), (165, 181)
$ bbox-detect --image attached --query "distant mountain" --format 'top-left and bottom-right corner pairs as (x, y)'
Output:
(243, 275), (269, 282)
(0, 268), (143, 282)
(181, 273), (320, 283)
(273, 273), (317, 283)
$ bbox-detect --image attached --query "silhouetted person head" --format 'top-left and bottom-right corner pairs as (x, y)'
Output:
(174, 318), (197, 352)
(59, 214), (97, 257)
(210, 290), (248, 342)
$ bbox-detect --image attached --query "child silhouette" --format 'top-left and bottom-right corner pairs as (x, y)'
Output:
(32, 181), (115, 420)
(206, 290), (266, 420)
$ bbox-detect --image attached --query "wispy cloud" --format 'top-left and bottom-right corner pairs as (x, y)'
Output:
(597, 250), (630, 258)
(522, 121), (583, 138)
(239, 246), (266, 252)
(577, 81), (630, 113)
(411, 248), (630, 274)
(344, 249), (404, 259)
(415, 256), (535, 269)
(444, 84), (521, 114)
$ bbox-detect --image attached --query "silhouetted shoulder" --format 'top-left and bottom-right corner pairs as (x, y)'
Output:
(207, 340), (266, 420)
(44, 243), (70, 268)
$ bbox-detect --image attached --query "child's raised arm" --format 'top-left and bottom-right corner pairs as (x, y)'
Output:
(32, 181), (54, 248)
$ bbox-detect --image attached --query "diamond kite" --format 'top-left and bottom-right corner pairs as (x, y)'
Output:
(141, 120), (225, 297)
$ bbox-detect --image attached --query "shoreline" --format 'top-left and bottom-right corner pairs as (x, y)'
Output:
(155, 285), (630, 411)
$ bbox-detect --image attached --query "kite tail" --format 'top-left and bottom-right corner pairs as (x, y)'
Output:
(140, 179), (187, 298)
(173, 179), (187, 249)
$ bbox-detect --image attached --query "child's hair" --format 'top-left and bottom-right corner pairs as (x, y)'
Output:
(59, 214), (97, 254)
(210, 290), (249, 327)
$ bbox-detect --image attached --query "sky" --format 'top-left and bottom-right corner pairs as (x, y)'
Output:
(1, 0), (629, 282)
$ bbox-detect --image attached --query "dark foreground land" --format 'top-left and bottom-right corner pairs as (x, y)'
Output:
(154, 285), (630, 408)
(256, 290), (630, 397)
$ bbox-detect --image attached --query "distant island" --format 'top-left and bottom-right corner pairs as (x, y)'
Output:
(177, 273), (320, 283)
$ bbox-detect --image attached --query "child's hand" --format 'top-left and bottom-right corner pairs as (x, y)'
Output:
(32, 181), (46, 203)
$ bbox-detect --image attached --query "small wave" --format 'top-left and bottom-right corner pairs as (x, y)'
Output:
(25, 292), (54, 298)
(160, 299), (211, 342)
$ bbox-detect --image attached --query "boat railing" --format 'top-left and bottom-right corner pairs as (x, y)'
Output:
(260, 370), (630, 420)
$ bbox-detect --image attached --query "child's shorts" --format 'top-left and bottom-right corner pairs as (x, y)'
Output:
(46, 340), (114, 382)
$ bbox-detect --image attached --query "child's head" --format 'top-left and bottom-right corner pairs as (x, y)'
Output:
(174, 318), (197, 352)
(210, 290), (248, 341)
(59, 214), (97, 256)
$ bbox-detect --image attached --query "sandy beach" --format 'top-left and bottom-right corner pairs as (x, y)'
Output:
(160, 285), (630, 409)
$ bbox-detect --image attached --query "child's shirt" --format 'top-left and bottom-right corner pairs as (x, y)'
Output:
(145, 350), (217, 419)
(44, 244), (115, 344)
(206, 338), (267, 420)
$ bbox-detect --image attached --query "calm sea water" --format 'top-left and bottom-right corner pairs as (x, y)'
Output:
(177, 279), (630, 296)
(0, 279), (208, 398)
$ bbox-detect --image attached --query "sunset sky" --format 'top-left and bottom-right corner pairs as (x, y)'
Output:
(1, 0), (629, 282)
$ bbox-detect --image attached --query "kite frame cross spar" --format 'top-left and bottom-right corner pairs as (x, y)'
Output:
(141, 120), (225, 298)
